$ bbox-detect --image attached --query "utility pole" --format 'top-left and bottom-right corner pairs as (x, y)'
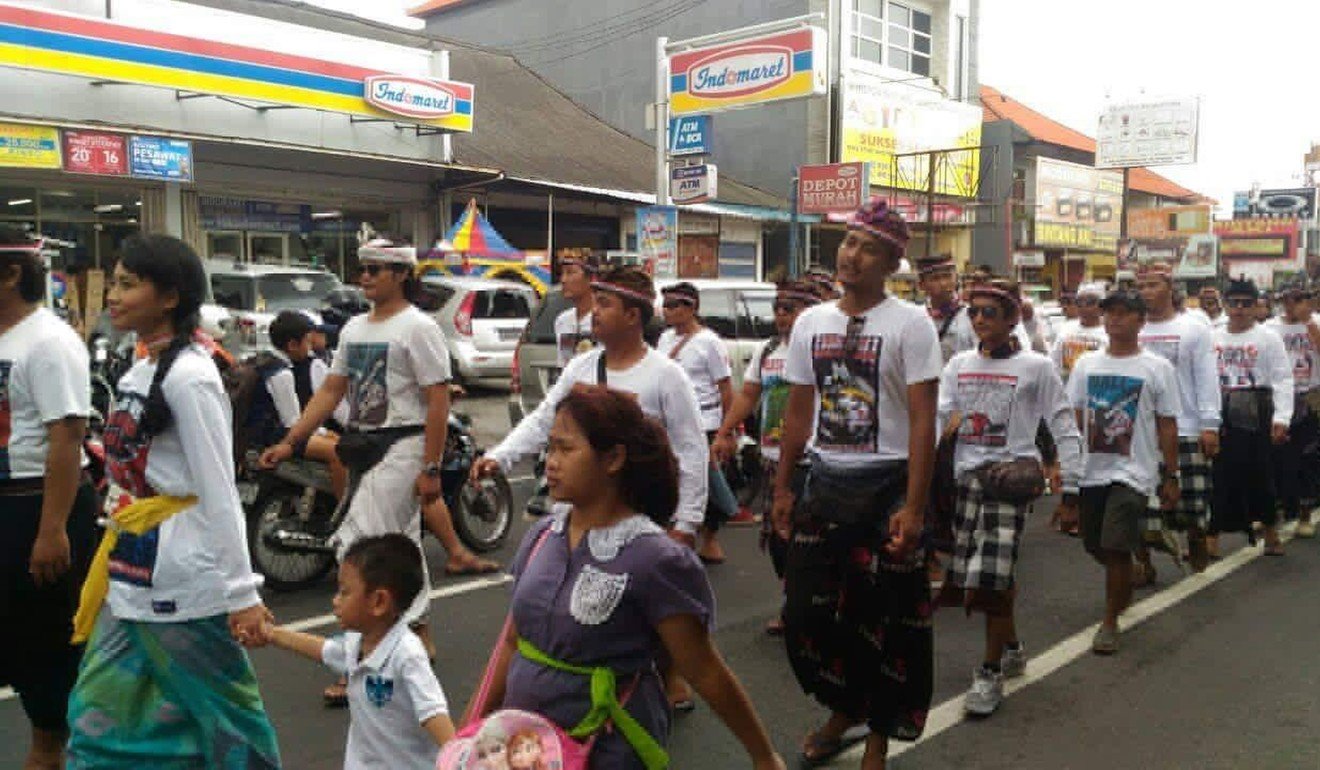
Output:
(655, 36), (669, 208)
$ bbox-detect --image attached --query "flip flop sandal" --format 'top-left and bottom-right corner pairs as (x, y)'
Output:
(798, 726), (869, 769)
(444, 559), (501, 576)
(765, 617), (786, 636)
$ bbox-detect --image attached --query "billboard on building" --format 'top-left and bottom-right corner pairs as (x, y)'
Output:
(668, 26), (826, 116)
(1214, 218), (1299, 261)
(1231, 188), (1317, 221)
(1096, 98), (1199, 169)
(839, 70), (982, 198)
(1032, 157), (1123, 252)
(1127, 205), (1212, 239)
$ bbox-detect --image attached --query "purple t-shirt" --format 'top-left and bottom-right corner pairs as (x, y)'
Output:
(503, 511), (715, 769)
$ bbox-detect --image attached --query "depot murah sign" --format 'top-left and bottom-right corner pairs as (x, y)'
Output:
(668, 26), (826, 116)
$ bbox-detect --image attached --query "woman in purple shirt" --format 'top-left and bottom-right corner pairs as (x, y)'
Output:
(471, 386), (784, 769)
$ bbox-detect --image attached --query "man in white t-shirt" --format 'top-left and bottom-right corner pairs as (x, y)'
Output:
(657, 282), (738, 564)
(1050, 282), (1109, 383)
(552, 255), (597, 368)
(1187, 286), (1227, 329)
(938, 279), (1082, 716)
(1264, 278), (1320, 537)
(772, 198), (941, 766)
(916, 254), (973, 363)
(1063, 289), (1181, 655)
(1134, 263), (1222, 576)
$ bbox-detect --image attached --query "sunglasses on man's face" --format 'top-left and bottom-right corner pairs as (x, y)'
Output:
(662, 299), (691, 309)
(966, 305), (1003, 320)
(1225, 298), (1255, 308)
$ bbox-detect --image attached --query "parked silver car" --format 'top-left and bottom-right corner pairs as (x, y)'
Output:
(508, 278), (777, 424)
(207, 260), (341, 358)
(418, 275), (539, 385)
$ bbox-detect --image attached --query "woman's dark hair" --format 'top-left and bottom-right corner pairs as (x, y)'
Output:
(556, 386), (679, 525)
(0, 226), (47, 303)
(119, 234), (208, 438)
(595, 265), (657, 326)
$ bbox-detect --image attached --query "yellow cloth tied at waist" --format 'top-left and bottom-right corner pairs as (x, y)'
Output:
(71, 495), (197, 644)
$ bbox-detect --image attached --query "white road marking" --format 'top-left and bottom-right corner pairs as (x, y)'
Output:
(826, 522), (1299, 765)
(0, 574), (511, 703)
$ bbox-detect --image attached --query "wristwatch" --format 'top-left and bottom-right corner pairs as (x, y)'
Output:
(422, 461), (444, 478)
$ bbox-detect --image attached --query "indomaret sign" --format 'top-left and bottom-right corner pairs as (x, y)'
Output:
(798, 162), (869, 214)
(668, 26), (826, 116)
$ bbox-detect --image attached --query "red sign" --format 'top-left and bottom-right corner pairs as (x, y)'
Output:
(62, 131), (128, 176)
(798, 162), (868, 214)
(1213, 218), (1298, 261)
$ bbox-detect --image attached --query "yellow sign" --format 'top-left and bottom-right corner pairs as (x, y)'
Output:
(839, 72), (982, 198)
(1034, 157), (1122, 252)
(0, 122), (61, 169)
(1127, 205), (1211, 239)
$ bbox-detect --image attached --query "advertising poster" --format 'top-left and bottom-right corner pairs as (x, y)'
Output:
(636, 206), (678, 279)
(63, 131), (129, 176)
(840, 71), (982, 197)
(1033, 157), (1123, 252)
(128, 136), (193, 181)
(1096, 98), (1199, 168)
(0, 122), (61, 169)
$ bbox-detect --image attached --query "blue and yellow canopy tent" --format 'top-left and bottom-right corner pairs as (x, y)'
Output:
(418, 199), (551, 296)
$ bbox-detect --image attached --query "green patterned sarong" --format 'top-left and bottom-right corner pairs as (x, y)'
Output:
(66, 612), (281, 769)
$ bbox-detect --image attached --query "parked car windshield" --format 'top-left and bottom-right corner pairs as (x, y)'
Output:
(258, 273), (341, 312)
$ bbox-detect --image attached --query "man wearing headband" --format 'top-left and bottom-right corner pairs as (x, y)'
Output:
(1049, 282), (1108, 383)
(936, 278), (1081, 715)
(0, 228), (97, 769)
(917, 254), (975, 363)
(1264, 278), (1320, 537)
(771, 197), (940, 765)
(804, 266), (841, 301)
(475, 265), (708, 544)
(1209, 277), (1293, 557)
(553, 255), (598, 367)
(1135, 263), (1222, 576)
(1063, 289), (1180, 655)
(712, 281), (819, 635)
(1190, 286), (1226, 329)
(658, 282), (738, 565)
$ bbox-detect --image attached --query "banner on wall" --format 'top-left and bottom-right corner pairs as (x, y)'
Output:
(636, 206), (678, 279)
(1032, 157), (1123, 252)
(839, 71), (982, 198)
(0, 122), (60, 169)
(128, 136), (193, 181)
(63, 130), (128, 176)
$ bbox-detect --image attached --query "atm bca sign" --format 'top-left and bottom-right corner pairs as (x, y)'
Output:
(671, 164), (719, 205)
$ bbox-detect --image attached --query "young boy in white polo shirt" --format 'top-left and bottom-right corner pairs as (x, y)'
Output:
(257, 534), (455, 768)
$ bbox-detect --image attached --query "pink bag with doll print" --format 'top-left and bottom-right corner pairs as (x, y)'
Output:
(437, 709), (583, 770)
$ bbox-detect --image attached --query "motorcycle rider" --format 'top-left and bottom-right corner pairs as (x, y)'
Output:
(263, 310), (347, 500)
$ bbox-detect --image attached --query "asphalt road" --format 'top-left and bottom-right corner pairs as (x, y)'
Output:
(4, 389), (1319, 768)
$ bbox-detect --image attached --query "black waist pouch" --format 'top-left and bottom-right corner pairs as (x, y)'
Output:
(801, 456), (908, 526)
(335, 426), (425, 474)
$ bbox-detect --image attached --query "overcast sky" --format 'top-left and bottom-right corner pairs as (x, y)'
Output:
(314, 0), (1312, 212)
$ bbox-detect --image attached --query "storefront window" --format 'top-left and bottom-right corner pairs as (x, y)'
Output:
(0, 183), (142, 270)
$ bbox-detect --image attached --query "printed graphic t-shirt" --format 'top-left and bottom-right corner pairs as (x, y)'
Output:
(553, 307), (595, 367)
(1067, 350), (1180, 496)
(1139, 314), (1223, 437)
(1213, 324), (1294, 426)
(0, 307), (89, 480)
(330, 306), (452, 431)
(785, 298), (943, 466)
(1265, 317), (1320, 393)
(745, 338), (792, 463)
(1050, 320), (1109, 381)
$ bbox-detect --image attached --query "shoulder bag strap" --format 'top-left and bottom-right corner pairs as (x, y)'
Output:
(596, 352), (608, 385)
(667, 332), (695, 361)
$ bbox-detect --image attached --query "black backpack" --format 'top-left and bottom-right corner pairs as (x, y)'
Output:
(222, 351), (286, 466)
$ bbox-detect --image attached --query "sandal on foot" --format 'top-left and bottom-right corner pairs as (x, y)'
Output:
(799, 726), (868, 768)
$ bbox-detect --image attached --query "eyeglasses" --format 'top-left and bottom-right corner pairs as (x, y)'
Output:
(1225, 298), (1255, 308)
(844, 315), (866, 358)
(662, 299), (690, 309)
(966, 305), (1003, 319)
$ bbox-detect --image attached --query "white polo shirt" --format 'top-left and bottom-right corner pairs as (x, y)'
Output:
(322, 619), (450, 770)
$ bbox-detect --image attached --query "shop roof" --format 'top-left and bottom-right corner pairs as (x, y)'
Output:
(182, 0), (786, 210)
(980, 85), (1210, 204)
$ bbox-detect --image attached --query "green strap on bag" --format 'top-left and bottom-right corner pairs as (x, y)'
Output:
(516, 636), (669, 770)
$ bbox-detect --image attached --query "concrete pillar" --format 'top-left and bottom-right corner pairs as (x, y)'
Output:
(162, 183), (184, 238)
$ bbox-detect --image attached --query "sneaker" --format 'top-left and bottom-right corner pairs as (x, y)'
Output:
(1296, 521), (1316, 539)
(963, 666), (1004, 716)
(1091, 624), (1119, 655)
(1000, 644), (1026, 679)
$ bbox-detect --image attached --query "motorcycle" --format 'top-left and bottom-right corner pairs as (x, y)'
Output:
(243, 410), (513, 591)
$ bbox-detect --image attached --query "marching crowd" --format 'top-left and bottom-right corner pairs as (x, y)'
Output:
(1, 191), (1317, 770)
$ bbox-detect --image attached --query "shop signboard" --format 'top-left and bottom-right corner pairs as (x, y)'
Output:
(0, 122), (60, 169)
(200, 196), (311, 233)
(1232, 187), (1317, 221)
(636, 206), (678, 279)
(1127, 204), (1211, 239)
(1013, 250), (1046, 268)
(63, 131), (128, 176)
(667, 26), (826, 116)
(129, 137), (193, 181)
(0, 4), (474, 132)
(797, 162), (868, 214)
(1214, 218), (1299, 261)
(1096, 97), (1199, 169)
(1032, 157), (1123, 252)
(839, 70), (982, 197)
(669, 115), (713, 157)
(670, 164), (718, 205)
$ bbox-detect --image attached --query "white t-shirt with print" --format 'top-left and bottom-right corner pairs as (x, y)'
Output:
(488, 347), (709, 533)
(744, 338), (793, 463)
(322, 620), (449, 770)
(553, 307), (594, 367)
(1213, 324), (1294, 426)
(330, 306), (451, 431)
(102, 345), (263, 622)
(1265, 316), (1320, 393)
(1067, 350), (1180, 496)
(0, 307), (89, 480)
(785, 298), (943, 466)
(1050, 320), (1109, 381)
(657, 327), (732, 432)
(1139, 314), (1223, 437)
(938, 349), (1083, 492)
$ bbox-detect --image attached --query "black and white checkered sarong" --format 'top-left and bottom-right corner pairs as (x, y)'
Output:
(948, 473), (1029, 593)
(1143, 437), (1212, 533)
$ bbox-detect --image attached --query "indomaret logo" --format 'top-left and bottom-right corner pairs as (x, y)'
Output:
(365, 75), (456, 119)
(687, 45), (791, 99)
